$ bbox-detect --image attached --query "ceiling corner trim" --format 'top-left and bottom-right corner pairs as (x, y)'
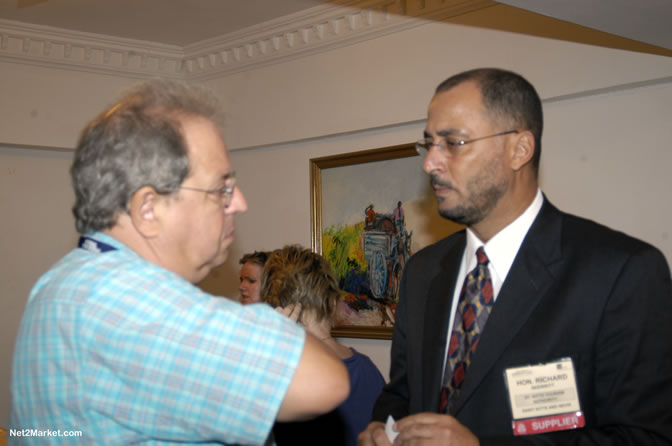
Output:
(0, 0), (495, 80)
(0, 19), (185, 79)
(181, 0), (496, 80)
(182, 1), (416, 80)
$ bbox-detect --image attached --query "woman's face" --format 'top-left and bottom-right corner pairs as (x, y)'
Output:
(239, 262), (262, 304)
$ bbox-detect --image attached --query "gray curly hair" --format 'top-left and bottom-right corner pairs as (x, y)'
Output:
(70, 79), (221, 234)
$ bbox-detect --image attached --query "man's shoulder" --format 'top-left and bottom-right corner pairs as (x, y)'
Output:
(554, 207), (659, 255)
(31, 245), (203, 312)
(409, 230), (466, 263)
(535, 202), (669, 273)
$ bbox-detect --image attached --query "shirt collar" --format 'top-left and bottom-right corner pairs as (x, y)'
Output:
(82, 231), (129, 252)
(465, 188), (544, 281)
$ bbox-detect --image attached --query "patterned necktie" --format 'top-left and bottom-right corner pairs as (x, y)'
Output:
(439, 246), (494, 414)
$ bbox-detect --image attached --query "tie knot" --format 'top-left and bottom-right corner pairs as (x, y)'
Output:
(476, 247), (489, 266)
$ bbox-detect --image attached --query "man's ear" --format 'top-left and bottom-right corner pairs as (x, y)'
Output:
(128, 186), (162, 237)
(510, 130), (535, 171)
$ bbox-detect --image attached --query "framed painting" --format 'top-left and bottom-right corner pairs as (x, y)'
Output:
(310, 143), (462, 339)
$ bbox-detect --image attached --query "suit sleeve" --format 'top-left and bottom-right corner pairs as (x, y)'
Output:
(480, 245), (672, 445)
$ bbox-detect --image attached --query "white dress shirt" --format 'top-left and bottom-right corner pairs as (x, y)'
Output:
(442, 188), (544, 375)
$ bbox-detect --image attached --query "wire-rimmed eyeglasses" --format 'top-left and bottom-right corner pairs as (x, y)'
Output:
(179, 171), (236, 208)
(416, 130), (519, 158)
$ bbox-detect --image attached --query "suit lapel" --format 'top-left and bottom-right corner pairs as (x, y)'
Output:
(421, 234), (466, 412)
(452, 201), (564, 414)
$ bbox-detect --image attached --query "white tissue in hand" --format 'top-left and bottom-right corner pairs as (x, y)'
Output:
(385, 415), (399, 442)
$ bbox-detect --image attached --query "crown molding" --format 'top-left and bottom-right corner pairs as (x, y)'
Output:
(0, 18), (184, 79)
(0, 0), (493, 80)
(182, 0), (494, 80)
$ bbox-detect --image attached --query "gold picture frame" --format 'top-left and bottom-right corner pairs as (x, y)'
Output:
(311, 143), (460, 339)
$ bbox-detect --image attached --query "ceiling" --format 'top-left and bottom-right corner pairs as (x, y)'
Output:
(0, 0), (333, 46)
(498, 0), (672, 51)
(0, 0), (671, 52)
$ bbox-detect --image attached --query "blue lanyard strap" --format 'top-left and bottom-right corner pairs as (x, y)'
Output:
(78, 236), (117, 253)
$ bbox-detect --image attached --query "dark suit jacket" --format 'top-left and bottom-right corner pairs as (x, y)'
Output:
(373, 199), (672, 444)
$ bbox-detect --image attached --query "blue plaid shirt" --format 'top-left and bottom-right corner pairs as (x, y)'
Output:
(11, 232), (304, 445)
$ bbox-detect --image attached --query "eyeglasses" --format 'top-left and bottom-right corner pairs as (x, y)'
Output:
(416, 130), (518, 158)
(179, 172), (236, 208)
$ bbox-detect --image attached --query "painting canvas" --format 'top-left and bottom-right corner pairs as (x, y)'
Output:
(310, 143), (462, 339)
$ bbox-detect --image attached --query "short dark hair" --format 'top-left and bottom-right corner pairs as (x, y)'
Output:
(71, 79), (221, 234)
(260, 245), (340, 325)
(436, 68), (543, 173)
(239, 251), (269, 267)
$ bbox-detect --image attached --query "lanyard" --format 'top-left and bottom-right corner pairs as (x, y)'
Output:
(78, 236), (117, 253)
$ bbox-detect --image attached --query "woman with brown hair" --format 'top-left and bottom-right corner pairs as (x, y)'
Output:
(261, 245), (385, 446)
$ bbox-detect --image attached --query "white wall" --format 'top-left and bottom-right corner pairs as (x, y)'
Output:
(541, 82), (672, 253)
(205, 21), (672, 150)
(2, 19), (672, 426)
(0, 62), (142, 148)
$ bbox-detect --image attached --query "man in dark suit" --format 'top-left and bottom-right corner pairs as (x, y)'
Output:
(358, 68), (672, 445)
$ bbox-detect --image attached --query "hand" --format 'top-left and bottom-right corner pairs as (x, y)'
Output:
(276, 304), (302, 323)
(358, 421), (391, 446)
(393, 413), (478, 446)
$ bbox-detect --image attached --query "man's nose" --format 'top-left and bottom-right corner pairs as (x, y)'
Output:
(422, 144), (446, 174)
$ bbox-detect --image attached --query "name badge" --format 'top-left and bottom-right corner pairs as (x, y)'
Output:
(504, 357), (585, 435)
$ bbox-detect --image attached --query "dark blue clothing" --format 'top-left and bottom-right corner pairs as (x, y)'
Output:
(274, 349), (385, 445)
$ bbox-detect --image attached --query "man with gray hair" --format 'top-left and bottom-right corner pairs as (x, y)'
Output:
(10, 79), (349, 444)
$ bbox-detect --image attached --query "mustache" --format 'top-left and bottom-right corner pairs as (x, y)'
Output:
(430, 175), (454, 190)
